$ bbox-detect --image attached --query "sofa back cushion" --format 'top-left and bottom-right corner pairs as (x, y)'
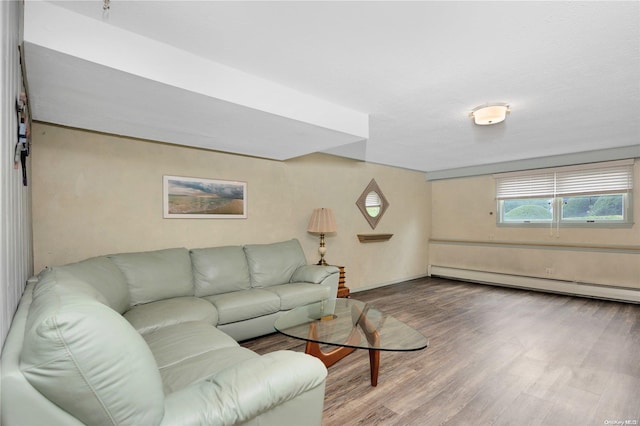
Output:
(190, 246), (251, 296)
(243, 239), (307, 288)
(109, 248), (194, 306)
(49, 256), (130, 314)
(21, 270), (165, 426)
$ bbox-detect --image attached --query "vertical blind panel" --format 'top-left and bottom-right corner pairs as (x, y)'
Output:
(495, 173), (555, 199)
(555, 165), (633, 196)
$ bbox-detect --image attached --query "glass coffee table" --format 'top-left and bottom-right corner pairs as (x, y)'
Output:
(274, 298), (428, 386)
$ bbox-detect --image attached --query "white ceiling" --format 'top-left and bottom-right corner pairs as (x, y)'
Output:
(22, 1), (640, 175)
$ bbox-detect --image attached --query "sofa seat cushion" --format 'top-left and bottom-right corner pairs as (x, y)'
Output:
(190, 245), (251, 296)
(243, 239), (307, 288)
(204, 289), (280, 325)
(160, 346), (258, 394)
(109, 248), (194, 306)
(124, 297), (218, 335)
(266, 283), (331, 310)
(142, 321), (257, 393)
(161, 351), (327, 426)
(144, 321), (239, 367)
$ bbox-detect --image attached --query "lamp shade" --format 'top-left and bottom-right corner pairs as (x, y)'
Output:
(307, 208), (337, 233)
(470, 104), (509, 125)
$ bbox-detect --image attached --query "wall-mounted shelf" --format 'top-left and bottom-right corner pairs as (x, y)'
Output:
(357, 233), (393, 243)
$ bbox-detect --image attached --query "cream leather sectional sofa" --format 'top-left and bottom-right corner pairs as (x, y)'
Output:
(1, 239), (338, 425)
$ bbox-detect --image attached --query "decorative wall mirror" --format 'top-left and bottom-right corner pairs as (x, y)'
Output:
(356, 179), (389, 229)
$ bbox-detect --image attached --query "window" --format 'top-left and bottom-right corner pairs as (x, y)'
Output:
(561, 194), (625, 222)
(365, 191), (382, 217)
(502, 198), (553, 223)
(495, 160), (634, 227)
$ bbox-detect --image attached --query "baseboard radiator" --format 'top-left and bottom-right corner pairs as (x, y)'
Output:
(429, 265), (640, 304)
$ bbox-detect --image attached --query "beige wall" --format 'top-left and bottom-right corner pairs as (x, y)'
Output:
(430, 167), (640, 289)
(31, 122), (431, 291)
(32, 122), (637, 294)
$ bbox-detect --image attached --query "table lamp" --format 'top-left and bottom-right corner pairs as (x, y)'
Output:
(307, 208), (337, 266)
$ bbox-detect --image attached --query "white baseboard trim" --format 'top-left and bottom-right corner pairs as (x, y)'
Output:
(429, 265), (640, 304)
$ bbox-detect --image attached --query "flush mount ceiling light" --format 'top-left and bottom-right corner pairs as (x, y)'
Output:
(469, 103), (510, 125)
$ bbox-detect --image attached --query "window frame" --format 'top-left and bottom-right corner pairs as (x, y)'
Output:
(495, 160), (634, 228)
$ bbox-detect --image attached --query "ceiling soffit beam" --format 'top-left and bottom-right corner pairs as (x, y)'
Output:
(426, 145), (640, 181)
(23, 1), (369, 141)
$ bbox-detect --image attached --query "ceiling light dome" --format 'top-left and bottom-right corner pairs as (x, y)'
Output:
(470, 103), (510, 125)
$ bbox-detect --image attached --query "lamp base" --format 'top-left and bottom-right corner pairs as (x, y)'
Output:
(316, 233), (329, 266)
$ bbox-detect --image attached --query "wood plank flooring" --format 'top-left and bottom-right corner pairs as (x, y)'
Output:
(241, 277), (640, 426)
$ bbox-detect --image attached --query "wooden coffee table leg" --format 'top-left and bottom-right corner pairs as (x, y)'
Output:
(355, 309), (381, 387)
(369, 349), (380, 386)
(305, 321), (359, 368)
(305, 315), (381, 387)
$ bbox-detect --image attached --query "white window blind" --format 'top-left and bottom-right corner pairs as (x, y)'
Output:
(555, 164), (633, 196)
(495, 173), (555, 199)
(495, 160), (634, 199)
(365, 192), (381, 207)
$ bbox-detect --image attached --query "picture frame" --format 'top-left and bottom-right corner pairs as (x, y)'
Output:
(163, 175), (247, 219)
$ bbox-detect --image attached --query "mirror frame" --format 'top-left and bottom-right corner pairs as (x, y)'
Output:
(356, 179), (390, 229)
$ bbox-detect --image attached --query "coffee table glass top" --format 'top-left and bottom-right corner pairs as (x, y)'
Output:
(274, 298), (428, 351)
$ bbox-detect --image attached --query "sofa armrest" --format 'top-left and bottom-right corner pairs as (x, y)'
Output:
(291, 264), (339, 284)
(160, 351), (327, 426)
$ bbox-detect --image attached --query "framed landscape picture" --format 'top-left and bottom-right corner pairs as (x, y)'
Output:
(163, 175), (247, 219)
